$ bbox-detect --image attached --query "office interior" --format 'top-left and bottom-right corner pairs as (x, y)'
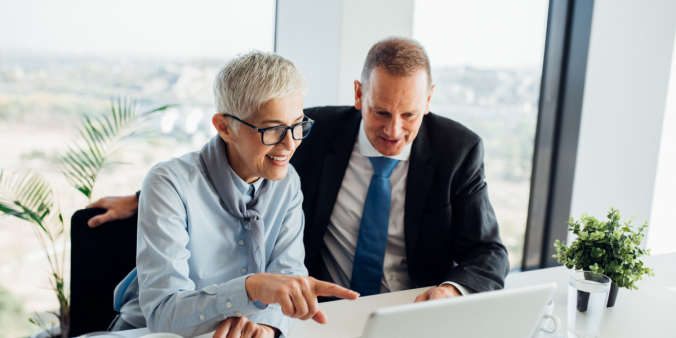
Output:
(0, 0), (675, 337)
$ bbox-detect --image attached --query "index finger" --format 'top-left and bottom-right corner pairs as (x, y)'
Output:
(86, 198), (106, 209)
(87, 211), (115, 228)
(213, 318), (232, 338)
(413, 293), (427, 303)
(314, 281), (359, 300)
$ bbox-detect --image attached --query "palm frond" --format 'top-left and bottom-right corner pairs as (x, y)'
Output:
(58, 97), (174, 201)
(0, 170), (55, 227)
(0, 170), (68, 335)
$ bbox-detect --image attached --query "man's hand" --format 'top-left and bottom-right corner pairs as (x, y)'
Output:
(245, 274), (359, 324)
(86, 195), (139, 227)
(213, 317), (277, 338)
(413, 284), (462, 303)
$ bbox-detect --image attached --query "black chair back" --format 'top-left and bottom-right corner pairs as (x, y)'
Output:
(70, 208), (137, 336)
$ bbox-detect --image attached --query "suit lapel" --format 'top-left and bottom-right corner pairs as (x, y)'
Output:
(307, 110), (362, 265)
(404, 118), (435, 267)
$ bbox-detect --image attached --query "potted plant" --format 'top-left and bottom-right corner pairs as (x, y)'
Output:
(0, 98), (172, 338)
(552, 207), (655, 307)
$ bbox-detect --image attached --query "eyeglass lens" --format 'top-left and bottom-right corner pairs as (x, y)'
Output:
(262, 122), (312, 145)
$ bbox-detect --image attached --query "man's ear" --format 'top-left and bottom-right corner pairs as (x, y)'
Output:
(212, 114), (234, 142)
(424, 84), (435, 115)
(354, 80), (364, 111)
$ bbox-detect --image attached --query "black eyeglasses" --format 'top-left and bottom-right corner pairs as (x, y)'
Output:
(223, 114), (315, 146)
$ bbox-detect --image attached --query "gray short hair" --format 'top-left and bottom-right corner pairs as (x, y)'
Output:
(361, 37), (432, 92)
(214, 50), (307, 131)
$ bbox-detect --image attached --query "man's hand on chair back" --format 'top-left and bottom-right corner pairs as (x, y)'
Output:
(86, 195), (139, 227)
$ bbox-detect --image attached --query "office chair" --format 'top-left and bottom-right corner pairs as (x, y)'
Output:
(70, 208), (138, 337)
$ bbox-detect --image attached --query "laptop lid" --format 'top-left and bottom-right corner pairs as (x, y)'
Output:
(360, 283), (556, 338)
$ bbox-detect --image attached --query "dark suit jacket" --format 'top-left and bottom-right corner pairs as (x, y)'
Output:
(290, 105), (509, 293)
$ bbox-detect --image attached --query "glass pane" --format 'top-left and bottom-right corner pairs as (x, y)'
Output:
(0, 1), (275, 336)
(413, 0), (550, 270)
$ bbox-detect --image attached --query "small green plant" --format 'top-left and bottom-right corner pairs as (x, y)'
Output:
(553, 207), (655, 290)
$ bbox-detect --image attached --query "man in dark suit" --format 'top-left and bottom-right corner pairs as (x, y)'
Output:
(88, 37), (509, 301)
(290, 37), (508, 300)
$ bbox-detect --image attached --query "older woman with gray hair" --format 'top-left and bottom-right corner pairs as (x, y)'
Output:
(110, 51), (359, 338)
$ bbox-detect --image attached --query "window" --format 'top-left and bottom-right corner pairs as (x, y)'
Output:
(647, 29), (676, 256)
(0, 1), (275, 336)
(413, 0), (550, 270)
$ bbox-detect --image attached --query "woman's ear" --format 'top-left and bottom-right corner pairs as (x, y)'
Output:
(212, 114), (234, 142)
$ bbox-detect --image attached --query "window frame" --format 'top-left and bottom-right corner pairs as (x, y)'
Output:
(522, 0), (595, 270)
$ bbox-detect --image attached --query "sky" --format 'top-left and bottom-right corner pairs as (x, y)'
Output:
(0, 0), (276, 59)
(413, 0), (550, 69)
(0, 0), (548, 68)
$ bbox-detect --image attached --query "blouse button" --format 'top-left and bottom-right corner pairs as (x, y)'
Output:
(241, 267), (247, 274)
(199, 314), (205, 321)
(226, 301), (233, 308)
(239, 240), (244, 246)
(235, 311), (242, 317)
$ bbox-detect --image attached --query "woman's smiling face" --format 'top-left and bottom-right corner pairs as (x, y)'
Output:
(213, 91), (305, 183)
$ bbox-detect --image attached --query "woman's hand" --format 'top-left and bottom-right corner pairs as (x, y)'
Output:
(213, 317), (277, 338)
(245, 274), (359, 324)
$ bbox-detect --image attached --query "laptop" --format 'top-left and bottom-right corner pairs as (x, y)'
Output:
(358, 283), (557, 338)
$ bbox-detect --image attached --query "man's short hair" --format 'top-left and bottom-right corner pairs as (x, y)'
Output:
(361, 37), (432, 92)
(214, 50), (307, 131)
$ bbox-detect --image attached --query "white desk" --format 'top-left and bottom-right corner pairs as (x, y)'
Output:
(105, 252), (676, 338)
(504, 252), (676, 337)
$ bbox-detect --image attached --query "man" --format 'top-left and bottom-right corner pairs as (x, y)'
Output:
(89, 37), (509, 302)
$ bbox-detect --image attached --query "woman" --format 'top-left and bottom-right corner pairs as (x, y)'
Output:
(111, 51), (358, 338)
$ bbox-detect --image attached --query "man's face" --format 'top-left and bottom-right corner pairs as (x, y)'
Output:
(355, 67), (434, 156)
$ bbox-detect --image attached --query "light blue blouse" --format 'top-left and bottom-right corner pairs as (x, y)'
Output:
(112, 138), (307, 338)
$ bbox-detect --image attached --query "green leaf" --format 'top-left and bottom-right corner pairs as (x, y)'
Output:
(613, 228), (622, 240)
(58, 96), (175, 200)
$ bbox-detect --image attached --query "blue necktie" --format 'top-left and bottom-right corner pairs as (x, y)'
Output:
(350, 157), (399, 296)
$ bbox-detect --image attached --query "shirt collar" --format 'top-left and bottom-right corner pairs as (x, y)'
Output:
(357, 120), (411, 161)
(229, 167), (263, 197)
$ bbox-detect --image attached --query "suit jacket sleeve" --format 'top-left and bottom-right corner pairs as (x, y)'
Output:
(444, 139), (510, 292)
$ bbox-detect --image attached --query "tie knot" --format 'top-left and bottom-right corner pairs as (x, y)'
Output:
(241, 210), (261, 227)
(369, 157), (399, 178)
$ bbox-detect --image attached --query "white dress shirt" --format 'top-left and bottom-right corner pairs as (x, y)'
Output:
(320, 121), (473, 295)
